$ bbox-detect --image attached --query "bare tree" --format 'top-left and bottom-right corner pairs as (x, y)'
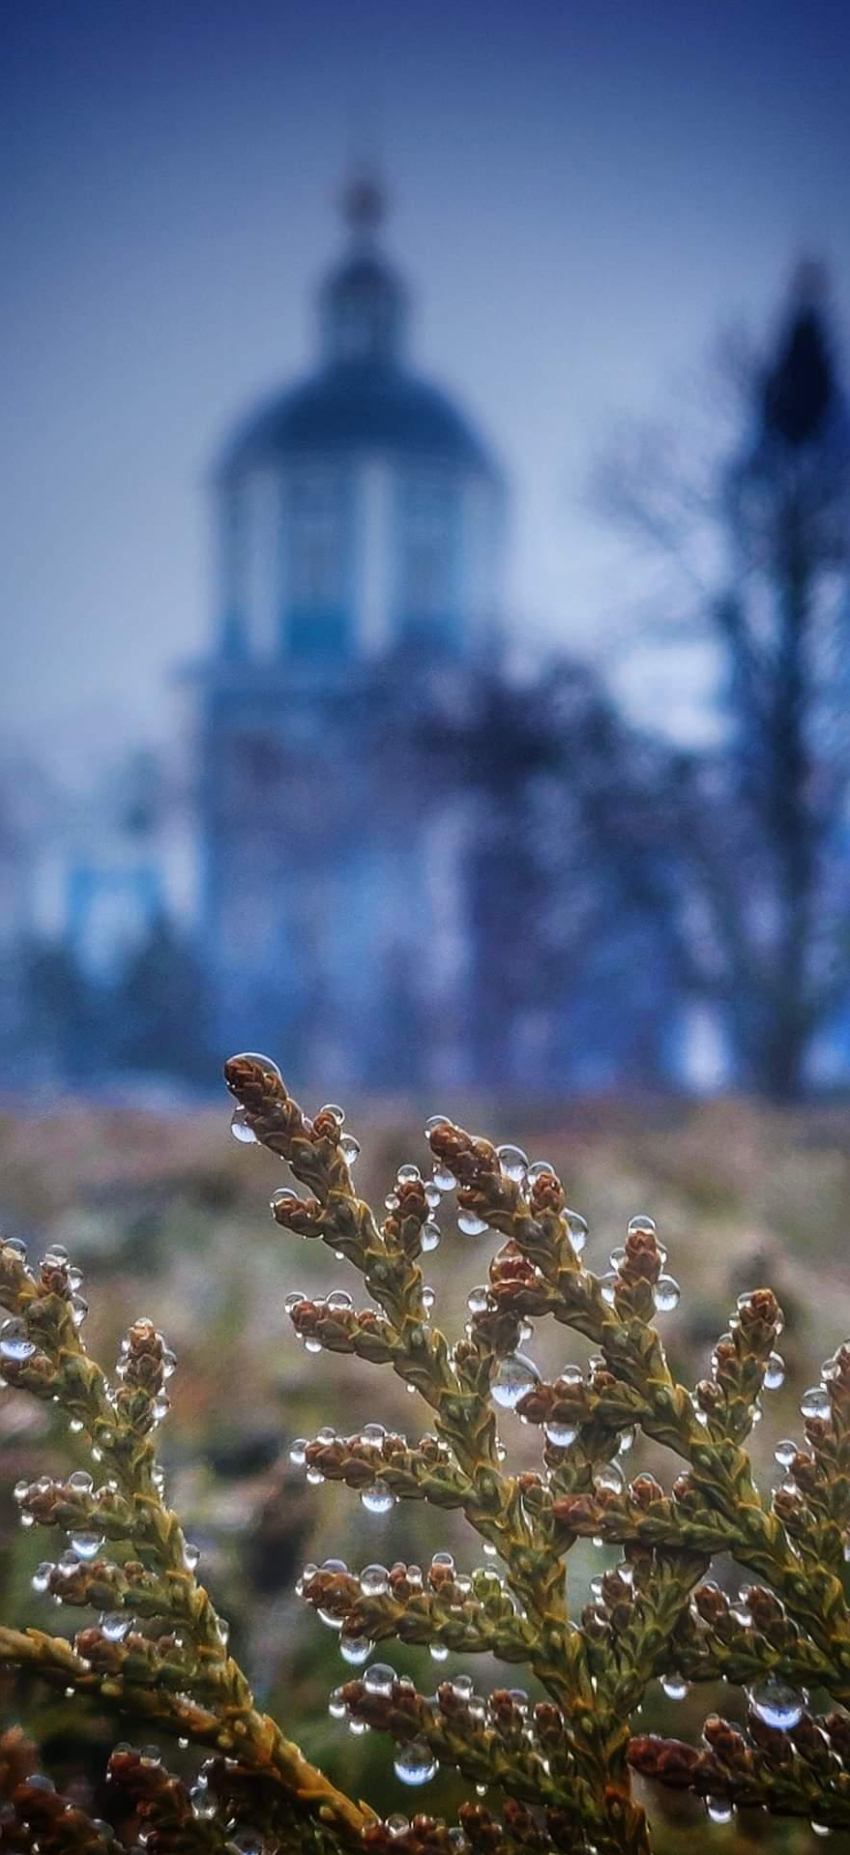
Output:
(597, 265), (850, 1098)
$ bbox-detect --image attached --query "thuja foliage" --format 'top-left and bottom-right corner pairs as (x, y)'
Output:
(2, 1058), (850, 1850)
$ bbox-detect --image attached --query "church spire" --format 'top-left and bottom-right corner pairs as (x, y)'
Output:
(320, 171), (407, 368)
(341, 172), (386, 240)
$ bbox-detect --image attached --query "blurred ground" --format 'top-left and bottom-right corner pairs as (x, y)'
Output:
(1, 1091), (849, 1852)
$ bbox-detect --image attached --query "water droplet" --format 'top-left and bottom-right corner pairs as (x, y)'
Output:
(31, 1562), (54, 1594)
(628, 1215), (656, 1236)
(152, 1393), (170, 1423)
(190, 1781), (217, 1820)
(0, 1318), (35, 1362)
(811, 1823), (832, 1838)
(340, 1635), (373, 1665)
(527, 1161), (556, 1185)
(69, 1530), (104, 1561)
(774, 1438), (797, 1468)
(183, 1542), (201, 1572)
(564, 1211), (588, 1253)
(393, 1739), (437, 1786)
(70, 1295), (88, 1328)
(617, 1426), (636, 1455)
(3, 1237), (28, 1261)
(364, 1663), (396, 1695)
(496, 1144), (527, 1183)
(289, 1438), (308, 1466)
(599, 1272), (618, 1306)
(328, 1686), (347, 1718)
(340, 1134), (360, 1166)
(482, 1541), (498, 1558)
(101, 1613), (130, 1641)
(764, 1352), (785, 1390)
(318, 1605), (344, 1631)
(327, 1290), (353, 1313)
(271, 1188), (299, 1216)
(801, 1385), (831, 1422)
(421, 1220), (441, 1251)
(360, 1563), (388, 1595)
(748, 1676), (805, 1730)
(458, 1209), (488, 1236)
(230, 1106), (258, 1145)
(467, 1285), (492, 1315)
(432, 1162), (455, 1192)
(68, 1417), (84, 1433)
(234, 1051), (282, 1079)
(706, 1796), (733, 1825)
(661, 1674), (688, 1700)
(361, 1480), (394, 1515)
(68, 1470), (93, 1493)
(429, 1641), (449, 1661)
(424, 1183), (441, 1210)
(386, 1816), (409, 1839)
(544, 1421), (578, 1448)
(361, 1422), (386, 1446)
(492, 1353), (539, 1410)
(397, 1164), (421, 1185)
(654, 1275), (681, 1313)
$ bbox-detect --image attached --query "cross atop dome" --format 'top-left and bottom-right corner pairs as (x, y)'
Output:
(342, 173), (387, 239)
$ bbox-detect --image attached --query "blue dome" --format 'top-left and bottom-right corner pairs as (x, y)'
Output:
(217, 360), (500, 483)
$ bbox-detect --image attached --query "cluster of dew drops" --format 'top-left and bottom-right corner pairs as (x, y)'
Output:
(0, 1231), (194, 1659)
(234, 1073), (838, 1835)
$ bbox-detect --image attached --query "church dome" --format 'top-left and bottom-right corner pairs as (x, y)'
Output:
(218, 360), (498, 480)
(216, 177), (501, 485)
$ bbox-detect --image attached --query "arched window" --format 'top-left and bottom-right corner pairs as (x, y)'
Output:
(289, 472), (344, 608)
(399, 474), (454, 629)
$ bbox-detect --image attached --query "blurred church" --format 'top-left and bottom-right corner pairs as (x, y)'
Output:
(190, 177), (508, 1089)
(6, 185), (849, 1097)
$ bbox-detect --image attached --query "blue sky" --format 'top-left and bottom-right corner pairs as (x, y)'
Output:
(2, 0), (848, 775)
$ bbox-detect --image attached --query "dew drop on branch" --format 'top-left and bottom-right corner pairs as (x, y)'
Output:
(339, 1635), (373, 1665)
(492, 1353), (539, 1409)
(496, 1145), (528, 1183)
(364, 1663), (396, 1695)
(361, 1479), (394, 1515)
(457, 1210), (488, 1236)
(393, 1739), (437, 1786)
(748, 1676), (805, 1729)
(0, 1319), (35, 1361)
(230, 1106), (258, 1145)
(69, 1530), (104, 1562)
(654, 1276), (681, 1313)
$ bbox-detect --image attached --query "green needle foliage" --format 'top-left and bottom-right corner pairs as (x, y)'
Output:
(0, 1051), (849, 1852)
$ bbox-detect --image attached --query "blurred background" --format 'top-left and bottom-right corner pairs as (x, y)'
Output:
(2, 1), (850, 1846)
